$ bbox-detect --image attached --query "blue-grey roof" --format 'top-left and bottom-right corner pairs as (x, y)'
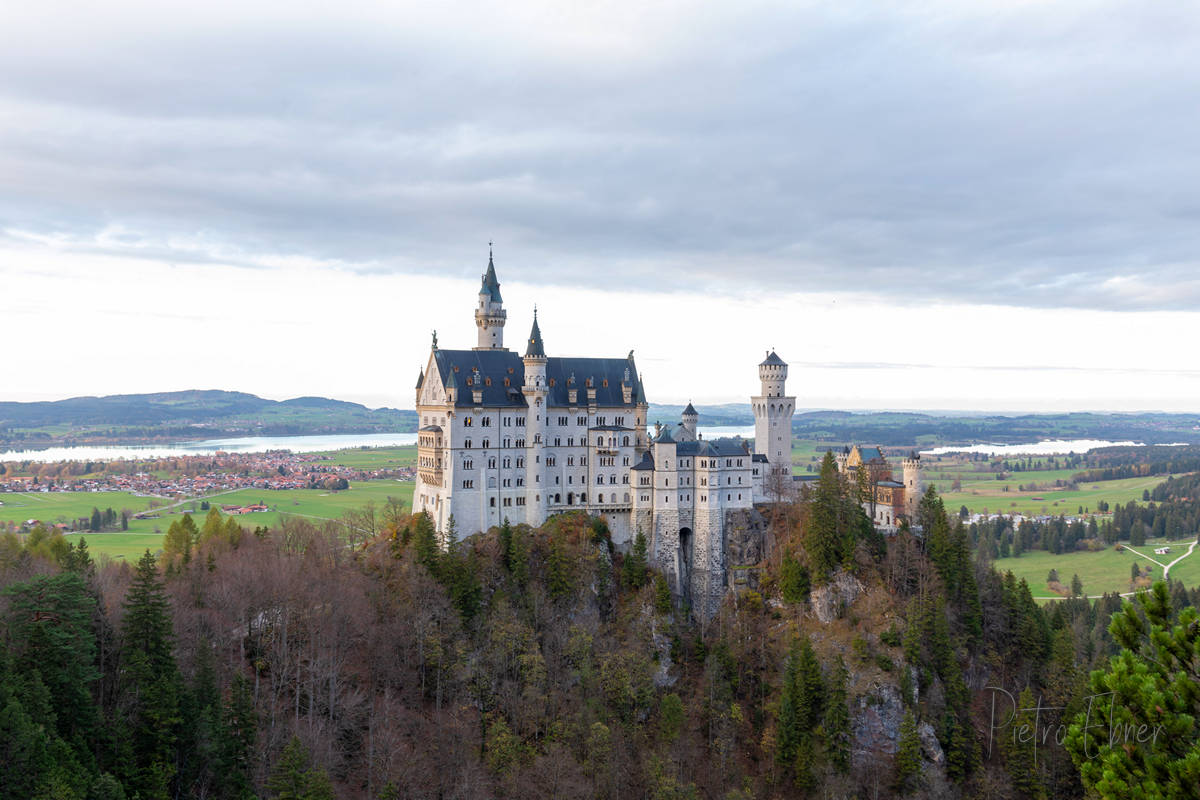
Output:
(759, 350), (786, 367)
(752, 453), (769, 463)
(480, 253), (502, 303)
(858, 446), (885, 462)
(525, 313), (545, 357)
(415, 369), (424, 389)
(631, 451), (654, 471)
(419, 425), (442, 432)
(654, 426), (675, 443)
(431, 348), (643, 408)
(676, 437), (750, 458)
(682, 402), (698, 417)
(878, 480), (904, 488)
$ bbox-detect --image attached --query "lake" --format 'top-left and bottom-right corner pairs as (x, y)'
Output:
(0, 432), (420, 463)
(0, 425), (758, 463)
(919, 439), (1156, 456)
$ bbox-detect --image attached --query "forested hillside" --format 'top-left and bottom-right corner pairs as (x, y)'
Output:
(2, 460), (1198, 798)
(0, 391), (417, 446)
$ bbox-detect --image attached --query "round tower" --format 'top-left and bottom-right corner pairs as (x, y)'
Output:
(751, 350), (795, 482)
(758, 350), (788, 397)
(522, 311), (548, 523)
(902, 451), (922, 521)
(474, 249), (507, 350)
(680, 401), (698, 441)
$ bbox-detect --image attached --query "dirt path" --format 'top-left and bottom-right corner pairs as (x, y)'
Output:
(1164, 540), (1199, 580)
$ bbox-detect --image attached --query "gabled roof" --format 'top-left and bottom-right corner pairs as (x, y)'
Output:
(480, 252), (502, 303)
(654, 426), (675, 444)
(857, 446), (885, 463)
(759, 350), (786, 367)
(430, 348), (643, 408)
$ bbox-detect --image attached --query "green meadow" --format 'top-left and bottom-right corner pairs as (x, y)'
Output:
(992, 538), (1198, 598)
(319, 445), (417, 469)
(5, 480), (415, 559)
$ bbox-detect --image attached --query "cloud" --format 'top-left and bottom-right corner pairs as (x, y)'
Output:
(1, 0), (1199, 308)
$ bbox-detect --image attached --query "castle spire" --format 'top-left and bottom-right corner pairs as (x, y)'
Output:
(525, 307), (545, 358)
(480, 247), (502, 303)
(474, 247), (507, 349)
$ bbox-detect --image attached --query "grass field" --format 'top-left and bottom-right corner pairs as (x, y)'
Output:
(5, 480), (415, 559)
(941, 474), (1171, 516)
(320, 445), (416, 469)
(992, 537), (1199, 598)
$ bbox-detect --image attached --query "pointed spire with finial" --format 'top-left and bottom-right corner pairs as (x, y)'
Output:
(480, 243), (502, 303)
(525, 306), (545, 358)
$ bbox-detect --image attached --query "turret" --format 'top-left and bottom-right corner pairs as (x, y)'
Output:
(902, 451), (922, 521)
(474, 249), (507, 350)
(751, 350), (795, 482)
(758, 350), (788, 397)
(680, 402), (698, 441)
(522, 311), (548, 521)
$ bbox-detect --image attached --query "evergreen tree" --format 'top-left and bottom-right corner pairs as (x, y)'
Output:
(219, 673), (257, 800)
(412, 512), (440, 575)
(623, 529), (649, 589)
(118, 551), (182, 800)
(807, 452), (847, 580)
(779, 548), (810, 604)
(824, 656), (851, 773)
(1066, 582), (1200, 798)
(895, 710), (922, 792)
(547, 535), (572, 599)
(200, 507), (224, 543)
(266, 737), (335, 800)
(776, 639), (802, 766)
(1003, 687), (1046, 800)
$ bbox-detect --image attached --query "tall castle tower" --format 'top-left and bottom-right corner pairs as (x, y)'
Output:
(522, 311), (548, 521)
(902, 452), (922, 521)
(752, 350), (795, 481)
(474, 250), (507, 350)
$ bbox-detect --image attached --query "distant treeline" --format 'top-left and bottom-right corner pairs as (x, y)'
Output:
(793, 411), (1200, 447)
(1069, 444), (1200, 482)
(973, 472), (1200, 557)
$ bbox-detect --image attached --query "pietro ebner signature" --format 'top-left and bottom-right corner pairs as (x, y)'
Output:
(983, 687), (1164, 763)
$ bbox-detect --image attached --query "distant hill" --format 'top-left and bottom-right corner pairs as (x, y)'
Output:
(4, 391), (1199, 449)
(0, 391), (417, 446)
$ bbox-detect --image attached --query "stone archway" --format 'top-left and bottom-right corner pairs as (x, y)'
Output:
(677, 527), (693, 605)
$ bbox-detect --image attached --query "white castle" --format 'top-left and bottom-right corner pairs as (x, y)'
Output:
(413, 254), (920, 616)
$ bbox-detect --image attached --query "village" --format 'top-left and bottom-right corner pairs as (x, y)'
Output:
(0, 448), (416, 498)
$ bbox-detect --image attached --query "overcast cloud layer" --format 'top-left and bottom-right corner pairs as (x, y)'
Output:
(3, 0), (1199, 310)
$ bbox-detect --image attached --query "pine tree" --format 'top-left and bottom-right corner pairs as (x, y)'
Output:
(779, 548), (810, 604)
(1066, 582), (1200, 798)
(824, 656), (851, 773)
(807, 452), (846, 580)
(266, 737), (335, 800)
(776, 639), (802, 766)
(895, 710), (922, 791)
(412, 512), (440, 575)
(547, 535), (572, 599)
(1003, 687), (1046, 799)
(220, 673), (257, 800)
(623, 529), (648, 589)
(200, 507), (224, 543)
(118, 551), (182, 800)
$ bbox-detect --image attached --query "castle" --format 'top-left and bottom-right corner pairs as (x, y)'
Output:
(834, 445), (922, 531)
(413, 253), (919, 617)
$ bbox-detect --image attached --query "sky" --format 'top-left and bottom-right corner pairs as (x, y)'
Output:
(2, 1), (1200, 412)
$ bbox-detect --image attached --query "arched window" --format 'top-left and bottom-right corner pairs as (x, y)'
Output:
(598, 493), (604, 503)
